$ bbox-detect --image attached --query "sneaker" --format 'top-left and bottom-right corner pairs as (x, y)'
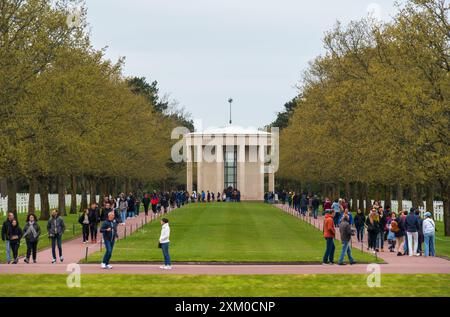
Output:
(107, 265), (113, 269)
(338, 263), (346, 266)
(163, 266), (172, 270)
(415, 253), (420, 257)
(397, 252), (403, 256)
(60, 256), (64, 263)
(322, 262), (329, 266)
(101, 263), (107, 269)
(159, 265), (166, 269)
(33, 259), (37, 264)
(52, 258), (56, 264)
(24, 258), (29, 264)
(350, 262), (357, 265)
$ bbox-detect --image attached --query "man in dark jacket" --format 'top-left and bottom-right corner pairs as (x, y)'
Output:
(405, 208), (420, 257)
(100, 211), (118, 269)
(338, 215), (356, 265)
(354, 209), (366, 242)
(88, 203), (101, 244)
(1, 212), (15, 264)
(47, 209), (65, 263)
(312, 195), (320, 219)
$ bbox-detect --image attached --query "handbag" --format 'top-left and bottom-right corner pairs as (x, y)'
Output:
(158, 242), (162, 248)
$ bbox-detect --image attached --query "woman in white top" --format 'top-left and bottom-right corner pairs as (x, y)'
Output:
(159, 218), (171, 269)
(422, 212), (436, 257)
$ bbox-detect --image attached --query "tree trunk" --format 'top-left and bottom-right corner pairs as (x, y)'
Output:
(375, 184), (381, 202)
(410, 183), (420, 209)
(89, 177), (96, 205)
(350, 182), (356, 212)
(344, 181), (350, 202)
(397, 184), (403, 213)
(6, 177), (17, 216)
(385, 184), (392, 210)
(440, 180), (450, 236)
(38, 176), (50, 220)
(425, 184), (434, 216)
(28, 177), (37, 215)
(57, 175), (66, 216)
(79, 176), (88, 212)
(365, 183), (371, 214)
(358, 182), (365, 212)
(70, 175), (77, 214)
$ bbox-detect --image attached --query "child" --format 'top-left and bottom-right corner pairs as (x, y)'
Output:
(387, 212), (398, 252)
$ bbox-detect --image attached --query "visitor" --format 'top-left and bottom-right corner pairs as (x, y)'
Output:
(366, 210), (379, 252)
(159, 218), (172, 270)
(135, 196), (141, 216)
(23, 214), (41, 263)
(377, 208), (386, 252)
(201, 190), (206, 202)
(322, 210), (336, 265)
(8, 219), (22, 264)
(338, 214), (356, 265)
(415, 209), (424, 255)
(88, 203), (101, 243)
(1, 212), (16, 264)
(422, 212), (436, 257)
(405, 208), (420, 257)
(100, 211), (118, 269)
(323, 197), (332, 216)
(354, 209), (365, 243)
(142, 193), (150, 216)
(332, 199), (341, 227)
(386, 212), (397, 252)
(395, 211), (407, 256)
(79, 208), (90, 244)
(47, 209), (65, 264)
(300, 194), (308, 216)
(151, 193), (159, 215)
(127, 192), (135, 219)
(118, 193), (128, 225)
(311, 195), (320, 219)
(207, 191), (211, 202)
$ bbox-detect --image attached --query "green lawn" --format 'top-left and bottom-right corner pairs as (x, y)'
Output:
(435, 221), (450, 259)
(0, 211), (82, 263)
(0, 274), (448, 297)
(86, 202), (379, 263)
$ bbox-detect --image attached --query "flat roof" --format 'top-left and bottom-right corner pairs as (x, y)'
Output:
(187, 125), (271, 136)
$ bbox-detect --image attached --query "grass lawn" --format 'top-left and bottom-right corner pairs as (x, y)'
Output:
(0, 274), (448, 297)
(435, 221), (450, 259)
(0, 212), (82, 263)
(86, 202), (380, 263)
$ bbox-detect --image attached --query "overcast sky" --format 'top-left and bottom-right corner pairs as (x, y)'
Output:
(85, 0), (399, 130)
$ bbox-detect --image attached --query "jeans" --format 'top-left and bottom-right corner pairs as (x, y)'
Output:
(5, 240), (11, 263)
(90, 224), (98, 241)
(121, 210), (127, 223)
(144, 204), (149, 216)
(300, 206), (307, 215)
(333, 213), (340, 227)
(51, 235), (63, 259)
(424, 233), (435, 257)
(355, 225), (364, 242)
(135, 205), (140, 216)
(407, 232), (419, 256)
(323, 237), (335, 263)
(161, 242), (171, 266)
(338, 240), (355, 264)
(10, 240), (20, 261)
(26, 240), (38, 261)
(103, 239), (115, 265)
(376, 232), (384, 250)
(312, 208), (318, 219)
(127, 211), (134, 218)
(82, 224), (89, 242)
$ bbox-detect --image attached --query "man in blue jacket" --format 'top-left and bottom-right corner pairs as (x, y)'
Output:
(405, 208), (420, 257)
(100, 212), (118, 269)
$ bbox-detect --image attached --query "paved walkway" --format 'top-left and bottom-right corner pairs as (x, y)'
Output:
(0, 203), (449, 275)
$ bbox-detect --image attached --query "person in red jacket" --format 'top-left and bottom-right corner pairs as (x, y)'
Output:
(323, 210), (336, 265)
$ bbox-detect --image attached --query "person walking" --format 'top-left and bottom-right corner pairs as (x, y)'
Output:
(366, 210), (379, 252)
(142, 193), (150, 216)
(322, 210), (336, 265)
(332, 199), (341, 227)
(151, 194), (159, 215)
(8, 219), (22, 264)
(338, 214), (356, 265)
(23, 214), (41, 263)
(405, 208), (421, 256)
(79, 208), (90, 244)
(100, 211), (118, 269)
(422, 212), (436, 257)
(311, 195), (320, 219)
(159, 218), (172, 270)
(354, 209), (365, 243)
(395, 211), (407, 256)
(118, 193), (128, 225)
(88, 203), (100, 243)
(47, 209), (65, 264)
(1, 212), (16, 264)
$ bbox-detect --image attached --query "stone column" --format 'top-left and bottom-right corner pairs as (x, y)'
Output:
(186, 143), (193, 193)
